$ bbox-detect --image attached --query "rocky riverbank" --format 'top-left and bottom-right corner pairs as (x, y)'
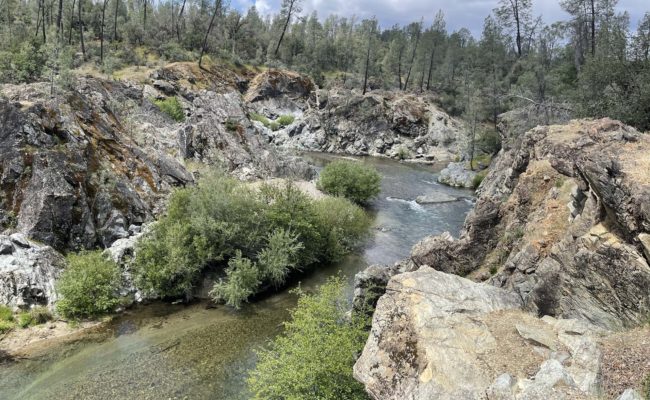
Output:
(353, 118), (650, 399)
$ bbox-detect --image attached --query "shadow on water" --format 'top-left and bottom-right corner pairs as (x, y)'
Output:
(0, 153), (475, 400)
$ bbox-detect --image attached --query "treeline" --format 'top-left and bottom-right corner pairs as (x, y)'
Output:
(0, 0), (649, 129)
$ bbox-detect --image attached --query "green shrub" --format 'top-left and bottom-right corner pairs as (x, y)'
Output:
(17, 312), (34, 328)
(225, 119), (239, 131)
(397, 146), (410, 160)
(249, 112), (270, 126)
(27, 306), (52, 326)
(56, 251), (122, 319)
(317, 160), (381, 204)
(248, 277), (369, 400)
(268, 121), (281, 131)
(0, 320), (14, 334)
(472, 171), (487, 189)
(277, 114), (295, 126)
(154, 96), (185, 122)
(0, 305), (13, 322)
(134, 171), (371, 305)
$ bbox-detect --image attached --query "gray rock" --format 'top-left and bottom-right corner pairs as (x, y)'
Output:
(415, 192), (459, 204)
(617, 389), (643, 400)
(0, 237), (14, 255)
(353, 268), (523, 400)
(487, 374), (517, 400)
(0, 235), (65, 309)
(516, 323), (558, 350)
(438, 162), (478, 188)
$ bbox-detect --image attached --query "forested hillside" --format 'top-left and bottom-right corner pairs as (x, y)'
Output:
(0, 0), (649, 129)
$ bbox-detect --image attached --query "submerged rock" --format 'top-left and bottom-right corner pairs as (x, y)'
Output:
(414, 192), (459, 204)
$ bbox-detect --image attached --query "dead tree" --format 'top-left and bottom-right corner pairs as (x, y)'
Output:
(274, 0), (301, 56)
(198, 0), (221, 68)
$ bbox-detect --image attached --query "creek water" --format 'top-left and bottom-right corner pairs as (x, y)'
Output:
(0, 154), (474, 400)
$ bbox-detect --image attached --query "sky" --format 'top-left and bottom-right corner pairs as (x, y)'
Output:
(231, 0), (648, 36)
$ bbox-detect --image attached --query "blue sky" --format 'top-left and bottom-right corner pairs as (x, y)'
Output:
(231, 0), (648, 36)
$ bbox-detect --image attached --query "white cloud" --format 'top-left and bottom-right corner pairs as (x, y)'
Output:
(234, 0), (647, 35)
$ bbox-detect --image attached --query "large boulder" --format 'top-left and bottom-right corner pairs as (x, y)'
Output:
(354, 267), (607, 400)
(0, 234), (64, 310)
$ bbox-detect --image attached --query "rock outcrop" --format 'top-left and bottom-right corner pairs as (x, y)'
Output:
(243, 72), (468, 163)
(437, 161), (479, 188)
(353, 267), (610, 400)
(0, 63), (314, 253)
(408, 119), (650, 329)
(0, 234), (64, 310)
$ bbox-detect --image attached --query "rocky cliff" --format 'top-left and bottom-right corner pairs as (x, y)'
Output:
(354, 118), (650, 399)
(245, 71), (468, 163)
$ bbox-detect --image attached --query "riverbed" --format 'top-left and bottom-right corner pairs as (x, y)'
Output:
(0, 154), (474, 400)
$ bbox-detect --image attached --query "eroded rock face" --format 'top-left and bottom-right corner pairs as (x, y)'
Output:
(0, 234), (64, 309)
(255, 84), (468, 163)
(354, 267), (610, 399)
(0, 63), (315, 253)
(437, 161), (479, 188)
(408, 119), (650, 329)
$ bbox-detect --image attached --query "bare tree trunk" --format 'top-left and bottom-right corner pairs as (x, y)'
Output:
(426, 46), (435, 90)
(56, 0), (63, 37)
(198, 0), (220, 68)
(68, 0), (76, 44)
(176, 0), (187, 42)
(397, 47), (404, 90)
(41, 0), (46, 42)
(35, 0), (42, 38)
(362, 26), (372, 95)
(113, 0), (119, 41)
(79, 0), (86, 61)
(142, 0), (147, 36)
(514, 0), (522, 57)
(101, 0), (108, 64)
(274, 0), (295, 56)
(403, 23), (421, 90)
(590, 0), (595, 56)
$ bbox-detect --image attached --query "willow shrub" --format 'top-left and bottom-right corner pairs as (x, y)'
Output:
(317, 160), (381, 204)
(134, 172), (371, 305)
(56, 251), (121, 319)
(248, 277), (369, 400)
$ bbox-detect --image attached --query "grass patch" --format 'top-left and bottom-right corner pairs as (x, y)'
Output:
(0, 320), (14, 334)
(154, 96), (185, 122)
(472, 171), (487, 189)
(469, 154), (492, 170)
(250, 112), (270, 126)
(397, 146), (410, 160)
(0, 305), (13, 322)
(277, 114), (295, 126)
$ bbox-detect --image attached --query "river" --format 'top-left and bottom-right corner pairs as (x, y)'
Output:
(0, 154), (474, 400)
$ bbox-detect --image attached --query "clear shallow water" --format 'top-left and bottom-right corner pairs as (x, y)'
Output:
(0, 154), (474, 400)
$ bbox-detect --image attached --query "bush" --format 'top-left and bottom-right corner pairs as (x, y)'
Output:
(317, 160), (381, 204)
(277, 114), (295, 126)
(0, 320), (14, 334)
(134, 172), (371, 306)
(248, 277), (369, 400)
(0, 305), (13, 322)
(249, 112), (270, 126)
(154, 96), (185, 122)
(472, 171), (487, 189)
(56, 251), (121, 319)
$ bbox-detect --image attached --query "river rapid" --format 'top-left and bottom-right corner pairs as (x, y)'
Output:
(0, 154), (474, 400)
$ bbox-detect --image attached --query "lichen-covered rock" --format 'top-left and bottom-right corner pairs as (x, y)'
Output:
(0, 234), (65, 310)
(407, 119), (650, 329)
(354, 267), (612, 400)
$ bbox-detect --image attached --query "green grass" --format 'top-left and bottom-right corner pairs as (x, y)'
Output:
(153, 96), (185, 122)
(0, 320), (14, 334)
(250, 112), (270, 126)
(276, 115), (295, 126)
(0, 305), (13, 322)
(472, 171), (487, 189)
